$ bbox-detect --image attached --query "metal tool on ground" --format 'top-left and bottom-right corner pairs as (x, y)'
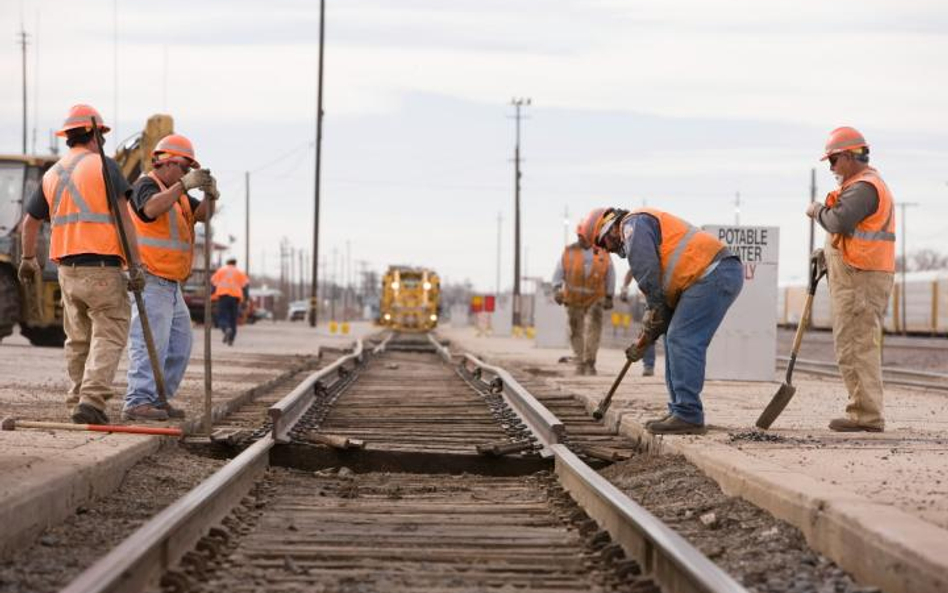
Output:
(476, 439), (534, 456)
(203, 190), (215, 437)
(592, 354), (636, 420)
(301, 432), (366, 450)
(91, 117), (167, 406)
(1, 416), (182, 436)
(756, 249), (827, 429)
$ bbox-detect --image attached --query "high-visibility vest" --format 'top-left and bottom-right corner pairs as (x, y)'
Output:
(42, 147), (124, 263)
(129, 172), (195, 282)
(211, 265), (249, 302)
(629, 208), (725, 308)
(561, 244), (610, 307)
(825, 168), (895, 273)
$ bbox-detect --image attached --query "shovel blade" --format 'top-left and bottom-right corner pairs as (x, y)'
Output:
(756, 383), (796, 429)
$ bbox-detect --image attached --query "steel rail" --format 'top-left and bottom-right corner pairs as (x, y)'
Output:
(427, 332), (453, 363)
(777, 356), (948, 392)
(60, 436), (273, 593)
(269, 339), (364, 442)
(553, 444), (749, 593)
(462, 353), (565, 456)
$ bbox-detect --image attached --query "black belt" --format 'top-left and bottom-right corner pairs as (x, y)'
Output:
(59, 255), (123, 267)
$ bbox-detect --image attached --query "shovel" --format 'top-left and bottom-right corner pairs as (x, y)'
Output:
(756, 249), (827, 429)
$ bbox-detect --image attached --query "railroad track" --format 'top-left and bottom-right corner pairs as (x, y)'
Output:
(62, 332), (747, 593)
(778, 356), (948, 392)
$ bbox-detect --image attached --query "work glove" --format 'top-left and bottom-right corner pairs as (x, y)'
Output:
(127, 264), (146, 292)
(181, 168), (212, 192)
(602, 296), (614, 310)
(641, 305), (671, 342)
(805, 201), (822, 218)
(553, 291), (564, 306)
(202, 173), (220, 201)
(18, 256), (41, 285)
(626, 336), (649, 362)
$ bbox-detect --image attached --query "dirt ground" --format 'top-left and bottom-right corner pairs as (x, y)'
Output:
(601, 453), (884, 593)
(0, 444), (223, 593)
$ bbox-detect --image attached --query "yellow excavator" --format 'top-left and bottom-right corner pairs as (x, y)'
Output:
(0, 114), (174, 346)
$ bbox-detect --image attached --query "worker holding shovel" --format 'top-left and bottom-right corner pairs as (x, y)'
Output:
(582, 207), (743, 434)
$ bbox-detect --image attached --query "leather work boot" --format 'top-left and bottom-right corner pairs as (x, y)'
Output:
(828, 417), (883, 433)
(585, 364), (597, 376)
(644, 413), (672, 428)
(158, 403), (186, 419)
(647, 415), (707, 435)
(71, 403), (110, 425)
(122, 404), (170, 422)
(642, 366), (655, 377)
(575, 363), (587, 376)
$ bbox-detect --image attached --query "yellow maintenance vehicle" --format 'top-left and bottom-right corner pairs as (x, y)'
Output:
(379, 266), (441, 331)
(0, 114), (175, 346)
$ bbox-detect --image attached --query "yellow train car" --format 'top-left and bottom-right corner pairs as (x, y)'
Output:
(379, 266), (440, 331)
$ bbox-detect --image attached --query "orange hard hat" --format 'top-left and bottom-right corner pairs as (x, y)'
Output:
(578, 207), (620, 248)
(821, 126), (868, 161)
(153, 134), (200, 168)
(56, 104), (110, 137)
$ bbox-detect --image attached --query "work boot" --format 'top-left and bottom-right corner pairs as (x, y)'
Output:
(644, 413), (672, 428)
(642, 366), (655, 377)
(122, 404), (170, 422)
(585, 363), (597, 376)
(71, 403), (110, 425)
(575, 363), (587, 376)
(647, 415), (707, 435)
(158, 402), (186, 419)
(828, 417), (883, 433)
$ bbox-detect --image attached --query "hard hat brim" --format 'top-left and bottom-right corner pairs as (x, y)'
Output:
(55, 124), (111, 138)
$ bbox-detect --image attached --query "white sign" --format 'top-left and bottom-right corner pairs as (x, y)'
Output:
(703, 225), (779, 381)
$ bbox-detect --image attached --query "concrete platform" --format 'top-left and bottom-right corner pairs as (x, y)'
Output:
(438, 326), (948, 593)
(0, 320), (377, 557)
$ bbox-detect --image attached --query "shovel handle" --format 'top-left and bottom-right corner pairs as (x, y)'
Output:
(12, 419), (182, 437)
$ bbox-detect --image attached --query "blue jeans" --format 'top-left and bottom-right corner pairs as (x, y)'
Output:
(217, 296), (240, 342)
(124, 274), (193, 410)
(642, 342), (656, 369)
(662, 257), (743, 425)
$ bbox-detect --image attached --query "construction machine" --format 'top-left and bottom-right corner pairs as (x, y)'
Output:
(0, 114), (176, 346)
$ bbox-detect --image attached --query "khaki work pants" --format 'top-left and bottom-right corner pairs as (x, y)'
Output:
(59, 265), (131, 413)
(825, 244), (894, 429)
(567, 303), (603, 366)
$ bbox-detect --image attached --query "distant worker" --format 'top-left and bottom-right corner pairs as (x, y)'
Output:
(619, 269), (656, 376)
(211, 258), (249, 346)
(806, 127), (895, 433)
(581, 207), (742, 434)
(123, 134), (218, 421)
(18, 104), (144, 425)
(552, 225), (615, 375)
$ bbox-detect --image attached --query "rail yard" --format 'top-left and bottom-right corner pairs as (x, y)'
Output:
(0, 322), (945, 593)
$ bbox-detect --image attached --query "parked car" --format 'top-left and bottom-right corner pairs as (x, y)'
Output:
(287, 300), (308, 321)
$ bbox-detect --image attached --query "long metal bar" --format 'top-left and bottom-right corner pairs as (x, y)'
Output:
(778, 356), (948, 380)
(61, 436), (273, 593)
(462, 353), (564, 454)
(553, 444), (749, 593)
(427, 332), (453, 363)
(269, 339), (363, 442)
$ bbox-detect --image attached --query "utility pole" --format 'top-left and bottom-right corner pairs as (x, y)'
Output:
(495, 212), (502, 296)
(510, 97), (531, 327)
(113, 0), (118, 143)
(309, 0), (326, 328)
(898, 202), (919, 335)
(18, 26), (29, 154)
(331, 247), (338, 321)
(245, 172), (250, 277)
(808, 168), (816, 256)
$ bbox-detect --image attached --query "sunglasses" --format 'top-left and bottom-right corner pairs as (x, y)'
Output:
(828, 153), (846, 167)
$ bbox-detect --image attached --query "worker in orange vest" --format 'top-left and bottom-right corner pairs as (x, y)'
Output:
(552, 225), (615, 375)
(18, 104), (145, 425)
(123, 134), (218, 421)
(580, 206), (743, 434)
(211, 259), (249, 346)
(806, 127), (895, 432)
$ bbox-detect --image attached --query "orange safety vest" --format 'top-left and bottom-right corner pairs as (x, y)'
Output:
(824, 168), (895, 273)
(630, 208), (725, 308)
(129, 172), (195, 282)
(211, 265), (249, 302)
(561, 244), (610, 307)
(42, 147), (124, 263)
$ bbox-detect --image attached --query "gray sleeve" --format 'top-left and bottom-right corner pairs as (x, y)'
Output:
(815, 182), (879, 235)
(605, 257), (615, 296)
(552, 256), (565, 289)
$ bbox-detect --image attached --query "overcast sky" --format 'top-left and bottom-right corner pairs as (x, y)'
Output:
(2, 0), (947, 290)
